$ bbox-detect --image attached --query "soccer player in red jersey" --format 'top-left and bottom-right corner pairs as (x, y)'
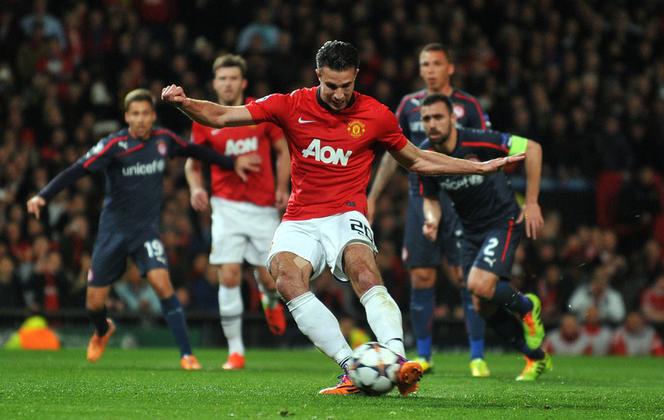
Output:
(162, 40), (522, 395)
(185, 54), (290, 370)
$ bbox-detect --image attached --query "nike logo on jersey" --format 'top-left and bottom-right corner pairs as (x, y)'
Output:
(211, 128), (223, 135)
(118, 141), (129, 150)
(298, 117), (316, 124)
(302, 139), (352, 166)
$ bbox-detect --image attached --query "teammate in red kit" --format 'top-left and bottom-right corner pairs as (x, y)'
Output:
(184, 54), (290, 370)
(162, 40), (522, 395)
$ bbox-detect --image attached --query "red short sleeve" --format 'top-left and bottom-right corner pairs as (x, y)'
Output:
(246, 93), (290, 125)
(190, 122), (208, 145)
(377, 109), (408, 151)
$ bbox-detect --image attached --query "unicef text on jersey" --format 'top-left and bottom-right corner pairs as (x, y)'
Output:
(122, 159), (166, 177)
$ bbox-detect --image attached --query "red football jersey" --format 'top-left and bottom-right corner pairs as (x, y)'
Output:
(191, 111), (284, 207)
(246, 87), (408, 220)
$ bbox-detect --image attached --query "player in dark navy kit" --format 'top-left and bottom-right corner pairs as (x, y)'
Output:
(417, 93), (552, 381)
(26, 89), (261, 369)
(367, 43), (491, 376)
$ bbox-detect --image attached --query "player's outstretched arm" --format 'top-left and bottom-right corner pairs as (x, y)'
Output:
(516, 139), (544, 239)
(161, 84), (255, 128)
(367, 153), (400, 223)
(422, 196), (441, 242)
(26, 163), (89, 219)
(390, 141), (525, 176)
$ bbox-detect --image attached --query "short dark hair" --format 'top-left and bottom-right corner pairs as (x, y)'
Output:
(316, 40), (359, 71)
(421, 93), (454, 113)
(212, 54), (247, 78)
(124, 88), (155, 111)
(421, 43), (454, 63)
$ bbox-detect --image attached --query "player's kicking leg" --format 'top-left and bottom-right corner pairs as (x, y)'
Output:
(217, 263), (246, 370)
(147, 268), (201, 370)
(86, 286), (116, 362)
(269, 251), (359, 395)
(344, 244), (423, 396)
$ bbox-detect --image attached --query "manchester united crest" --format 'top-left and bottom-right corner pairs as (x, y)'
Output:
(347, 120), (366, 138)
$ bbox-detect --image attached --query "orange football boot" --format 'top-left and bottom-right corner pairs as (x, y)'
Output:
(86, 318), (116, 363)
(222, 352), (245, 370)
(396, 360), (423, 396)
(262, 300), (286, 335)
(180, 354), (202, 370)
(318, 374), (361, 395)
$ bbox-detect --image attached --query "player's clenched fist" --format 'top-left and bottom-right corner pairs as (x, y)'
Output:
(26, 195), (46, 220)
(161, 84), (188, 104)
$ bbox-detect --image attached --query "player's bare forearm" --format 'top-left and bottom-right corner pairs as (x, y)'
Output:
(392, 142), (483, 175)
(175, 98), (230, 128)
(368, 152), (399, 201)
(393, 142), (524, 175)
(162, 84), (255, 127)
(184, 158), (204, 190)
(524, 140), (542, 204)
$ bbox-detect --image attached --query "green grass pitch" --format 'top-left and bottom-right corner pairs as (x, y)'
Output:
(1, 349), (662, 419)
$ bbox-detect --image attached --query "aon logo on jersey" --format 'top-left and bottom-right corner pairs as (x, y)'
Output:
(225, 136), (258, 156)
(302, 139), (352, 166)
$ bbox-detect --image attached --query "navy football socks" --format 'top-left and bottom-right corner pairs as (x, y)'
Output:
(161, 295), (193, 357)
(491, 281), (533, 316)
(88, 309), (109, 336)
(410, 287), (435, 360)
(485, 307), (544, 360)
(461, 288), (486, 360)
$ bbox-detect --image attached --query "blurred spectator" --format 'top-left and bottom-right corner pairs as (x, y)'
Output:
(641, 274), (664, 324)
(537, 263), (573, 324)
(568, 267), (626, 324)
(0, 255), (23, 308)
(19, 0), (66, 48)
(25, 250), (69, 312)
(611, 312), (664, 356)
(544, 314), (591, 356)
(237, 8), (279, 53)
(582, 306), (612, 355)
(113, 263), (161, 316)
(616, 167), (662, 252)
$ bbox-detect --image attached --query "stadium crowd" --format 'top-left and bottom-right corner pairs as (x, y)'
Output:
(1, 0), (663, 355)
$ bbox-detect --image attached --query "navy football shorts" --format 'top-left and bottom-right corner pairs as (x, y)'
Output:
(461, 218), (523, 279)
(88, 227), (168, 287)
(402, 193), (463, 269)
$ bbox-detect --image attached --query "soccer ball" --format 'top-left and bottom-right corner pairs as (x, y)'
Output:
(348, 342), (400, 396)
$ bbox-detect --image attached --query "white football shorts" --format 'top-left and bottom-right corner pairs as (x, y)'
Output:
(267, 211), (377, 282)
(210, 196), (280, 266)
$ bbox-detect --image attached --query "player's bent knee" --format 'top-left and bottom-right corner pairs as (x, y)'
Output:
(218, 264), (242, 287)
(467, 276), (494, 300)
(409, 267), (436, 289)
(270, 254), (309, 301)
